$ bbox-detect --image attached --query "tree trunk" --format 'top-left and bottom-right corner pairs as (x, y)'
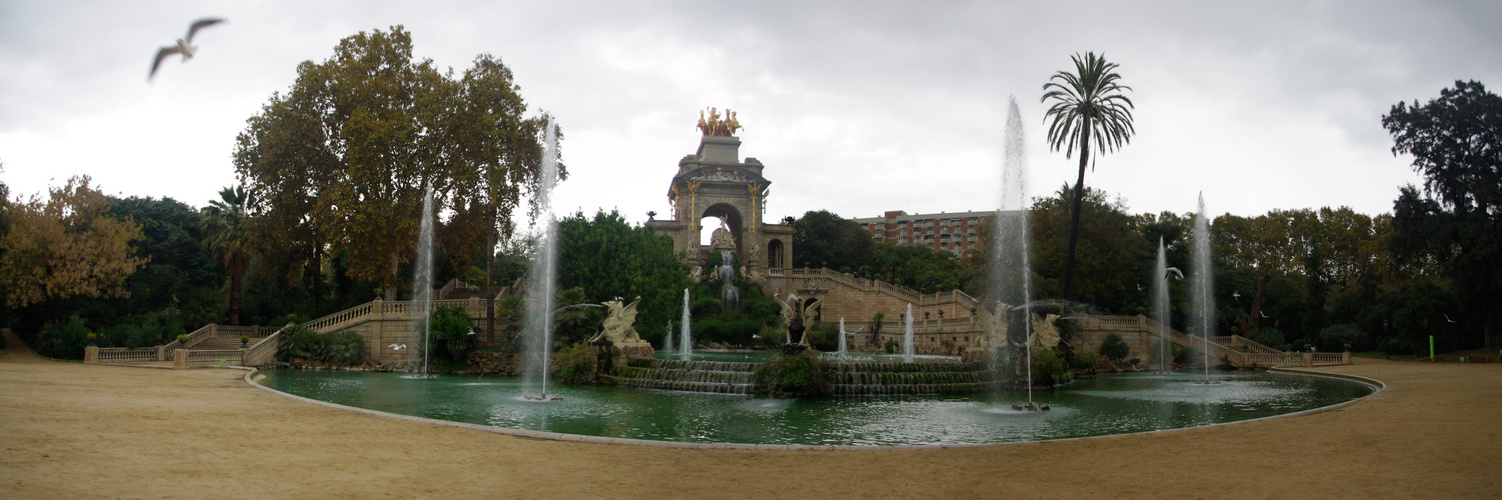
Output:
(1248, 270), (1269, 331)
(229, 271), (243, 326)
(1062, 122), (1092, 300)
(485, 204), (497, 346)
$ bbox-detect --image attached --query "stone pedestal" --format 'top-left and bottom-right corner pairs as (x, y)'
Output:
(173, 348), (189, 369)
(613, 340), (655, 368)
(84, 345), (98, 364)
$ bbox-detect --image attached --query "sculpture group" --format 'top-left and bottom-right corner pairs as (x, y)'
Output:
(696, 107), (743, 136)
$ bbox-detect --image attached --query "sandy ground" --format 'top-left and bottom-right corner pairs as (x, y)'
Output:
(2, 331), (1499, 499)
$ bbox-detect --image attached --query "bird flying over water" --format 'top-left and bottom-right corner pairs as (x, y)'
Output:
(149, 17), (226, 81)
(1164, 267), (1184, 281)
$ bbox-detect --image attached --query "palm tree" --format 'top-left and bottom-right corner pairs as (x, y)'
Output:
(1041, 52), (1136, 300)
(202, 186), (255, 325)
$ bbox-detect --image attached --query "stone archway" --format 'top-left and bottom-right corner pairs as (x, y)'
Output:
(646, 127), (797, 297)
(766, 238), (785, 269)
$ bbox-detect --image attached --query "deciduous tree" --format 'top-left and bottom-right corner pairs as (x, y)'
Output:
(233, 26), (558, 301)
(1383, 80), (1502, 348)
(0, 176), (146, 308)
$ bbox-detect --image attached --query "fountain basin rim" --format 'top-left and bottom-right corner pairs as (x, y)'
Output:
(239, 366), (1384, 450)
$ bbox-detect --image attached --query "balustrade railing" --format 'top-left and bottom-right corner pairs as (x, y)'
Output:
(181, 324), (215, 348)
(187, 349), (244, 367)
(95, 347), (161, 363)
(301, 303), (374, 333)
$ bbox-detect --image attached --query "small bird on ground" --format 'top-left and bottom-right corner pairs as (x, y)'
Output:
(388, 344), (407, 351)
(149, 17), (226, 81)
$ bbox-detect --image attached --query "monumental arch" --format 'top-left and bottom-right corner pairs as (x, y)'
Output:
(648, 109), (795, 283)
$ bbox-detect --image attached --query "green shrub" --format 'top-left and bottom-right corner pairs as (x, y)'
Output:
(1071, 351), (1101, 373)
(1318, 323), (1368, 352)
(416, 306), (477, 362)
(1375, 336), (1411, 356)
(1033, 348), (1066, 384)
(277, 327), (322, 362)
(278, 327), (366, 367)
(1246, 329), (1291, 352)
(320, 330), (366, 366)
(36, 315), (91, 359)
(1100, 333), (1130, 361)
(804, 322), (839, 351)
(1174, 345), (1198, 366)
(754, 348), (831, 396)
(555, 341), (597, 384)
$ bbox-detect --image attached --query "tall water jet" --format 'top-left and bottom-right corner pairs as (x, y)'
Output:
(679, 288), (692, 356)
(412, 185), (436, 378)
(903, 303), (915, 363)
(522, 117), (561, 399)
(990, 96), (1033, 401)
(838, 317), (848, 356)
(718, 250), (739, 309)
(1190, 193), (1216, 383)
(1153, 237), (1173, 372)
(663, 320), (675, 353)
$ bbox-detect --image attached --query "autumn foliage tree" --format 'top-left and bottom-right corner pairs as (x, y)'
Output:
(0, 176), (146, 308)
(233, 26), (558, 300)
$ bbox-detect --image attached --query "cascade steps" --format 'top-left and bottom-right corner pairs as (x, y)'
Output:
(602, 359), (758, 395)
(827, 361), (993, 396)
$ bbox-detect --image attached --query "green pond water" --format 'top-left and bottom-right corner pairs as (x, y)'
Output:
(258, 369), (1375, 446)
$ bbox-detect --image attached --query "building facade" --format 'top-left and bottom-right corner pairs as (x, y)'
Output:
(852, 210), (1011, 255)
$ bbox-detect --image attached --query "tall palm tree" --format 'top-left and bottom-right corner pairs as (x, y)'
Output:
(1042, 52), (1136, 300)
(202, 186), (255, 325)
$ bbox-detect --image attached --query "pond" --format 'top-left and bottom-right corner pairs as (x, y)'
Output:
(257, 369), (1375, 447)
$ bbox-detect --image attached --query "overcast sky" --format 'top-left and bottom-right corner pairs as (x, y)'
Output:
(3, 1), (1499, 231)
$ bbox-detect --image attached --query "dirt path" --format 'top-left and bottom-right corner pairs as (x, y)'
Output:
(1, 333), (1498, 499)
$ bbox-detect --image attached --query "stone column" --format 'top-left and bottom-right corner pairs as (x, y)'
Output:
(174, 348), (189, 369)
(84, 345), (98, 364)
(372, 298), (384, 319)
(156, 344), (165, 361)
(1342, 351), (1351, 364)
(1302, 352), (1313, 367)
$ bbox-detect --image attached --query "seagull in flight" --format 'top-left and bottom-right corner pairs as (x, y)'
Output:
(388, 343), (407, 351)
(1164, 267), (1184, 281)
(150, 17), (226, 81)
(1232, 291), (1241, 300)
(1444, 314), (1458, 324)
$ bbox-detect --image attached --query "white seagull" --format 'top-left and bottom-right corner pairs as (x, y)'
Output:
(1232, 291), (1241, 300)
(1164, 267), (1184, 281)
(1444, 314), (1458, 324)
(149, 18), (226, 81)
(388, 343), (407, 351)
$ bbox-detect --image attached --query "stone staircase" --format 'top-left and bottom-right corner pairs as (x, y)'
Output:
(191, 334), (250, 350)
(601, 359), (759, 395)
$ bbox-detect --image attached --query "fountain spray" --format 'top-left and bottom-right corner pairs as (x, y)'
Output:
(523, 116), (561, 399)
(413, 184), (436, 378)
(1190, 193), (1216, 384)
